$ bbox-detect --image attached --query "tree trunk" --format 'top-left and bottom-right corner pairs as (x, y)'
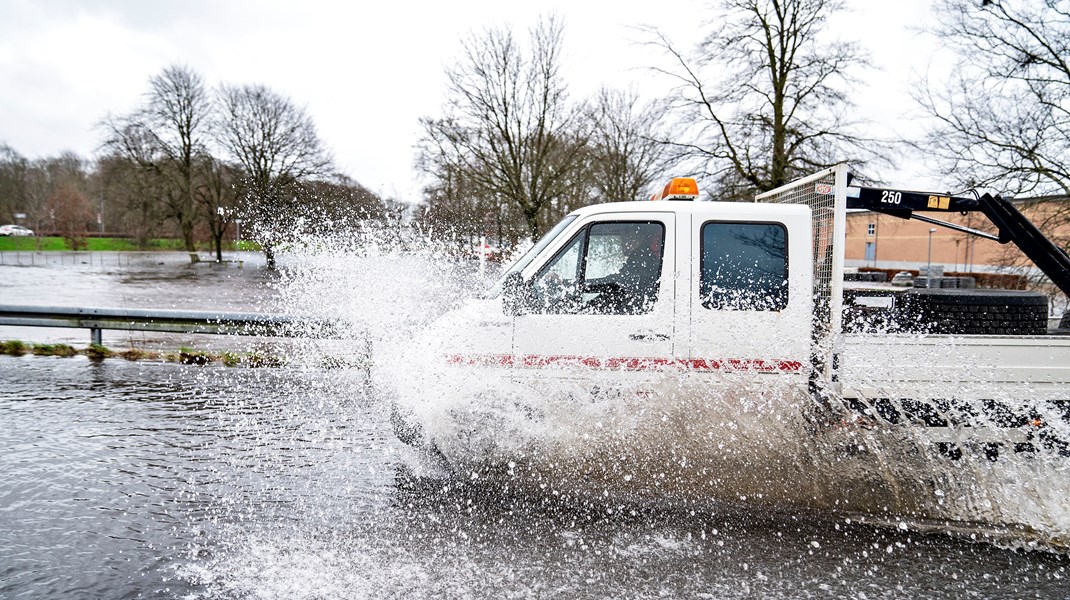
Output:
(264, 243), (276, 270)
(180, 217), (199, 263)
(523, 206), (541, 241)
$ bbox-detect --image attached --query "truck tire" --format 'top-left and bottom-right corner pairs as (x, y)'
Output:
(911, 289), (1048, 336)
(842, 288), (1048, 335)
(390, 401), (424, 446)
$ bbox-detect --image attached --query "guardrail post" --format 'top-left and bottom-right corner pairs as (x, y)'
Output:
(90, 328), (102, 346)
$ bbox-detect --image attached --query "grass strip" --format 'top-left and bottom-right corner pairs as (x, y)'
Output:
(0, 237), (261, 252)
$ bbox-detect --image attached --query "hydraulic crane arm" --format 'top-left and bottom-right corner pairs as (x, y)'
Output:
(845, 185), (1070, 297)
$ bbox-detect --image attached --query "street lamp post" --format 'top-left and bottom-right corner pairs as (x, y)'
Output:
(99, 177), (105, 235)
(927, 228), (937, 288)
(873, 221), (879, 268)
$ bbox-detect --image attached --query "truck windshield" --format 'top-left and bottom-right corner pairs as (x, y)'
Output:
(484, 214), (578, 299)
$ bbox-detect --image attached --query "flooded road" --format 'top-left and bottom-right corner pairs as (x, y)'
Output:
(1, 254), (1068, 598)
(2, 357), (1067, 599)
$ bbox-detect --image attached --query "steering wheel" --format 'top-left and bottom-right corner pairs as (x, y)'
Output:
(584, 281), (626, 312)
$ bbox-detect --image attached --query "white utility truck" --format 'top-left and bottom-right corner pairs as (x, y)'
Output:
(391, 165), (1070, 531)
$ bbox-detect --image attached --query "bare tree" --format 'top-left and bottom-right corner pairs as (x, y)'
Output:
(418, 15), (589, 239)
(196, 156), (238, 262)
(22, 153), (90, 236)
(147, 65), (212, 261)
(916, 0), (1070, 196)
(216, 83), (332, 268)
(97, 153), (166, 247)
(415, 161), (562, 253)
(586, 87), (670, 201)
(645, 0), (872, 198)
(0, 144), (29, 224)
(46, 184), (93, 249)
(102, 65), (213, 262)
(21, 163), (53, 236)
(914, 0), (1070, 312)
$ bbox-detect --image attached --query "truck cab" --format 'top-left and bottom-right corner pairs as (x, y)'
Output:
(487, 187), (814, 372)
(397, 179), (820, 487)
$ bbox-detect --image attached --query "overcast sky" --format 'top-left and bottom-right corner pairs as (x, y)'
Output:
(0, 0), (945, 202)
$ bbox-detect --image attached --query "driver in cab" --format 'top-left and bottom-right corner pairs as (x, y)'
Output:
(585, 224), (663, 314)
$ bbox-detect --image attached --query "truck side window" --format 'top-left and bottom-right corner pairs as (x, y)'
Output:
(700, 222), (787, 311)
(531, 229), (587, 314)
(531, 221), (664, 315)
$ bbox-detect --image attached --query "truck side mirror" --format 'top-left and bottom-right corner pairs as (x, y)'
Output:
(502, 272), (528, 316)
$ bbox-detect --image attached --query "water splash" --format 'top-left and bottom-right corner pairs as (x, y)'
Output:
(248, 226), (1070, 551)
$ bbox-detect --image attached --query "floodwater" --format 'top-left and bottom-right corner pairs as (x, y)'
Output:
(1, 251), (1068, 598)
(0, 251), (283, 350)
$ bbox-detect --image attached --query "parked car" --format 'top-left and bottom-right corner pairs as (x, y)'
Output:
(890, 271), (914, 287)
(0, 224), (33, 236)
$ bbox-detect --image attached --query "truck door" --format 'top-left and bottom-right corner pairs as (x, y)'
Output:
(687, 217), (811, 368)
(514, 213), (675, 363)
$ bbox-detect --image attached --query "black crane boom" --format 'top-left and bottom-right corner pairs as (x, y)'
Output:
(846, 185), (1070, 297)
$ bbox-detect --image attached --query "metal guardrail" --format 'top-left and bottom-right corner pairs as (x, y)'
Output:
(0, 305), (345, 345)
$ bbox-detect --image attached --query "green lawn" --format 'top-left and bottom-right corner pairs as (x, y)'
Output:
(0, 236), (68, 251)
(0, 236), (258, 252)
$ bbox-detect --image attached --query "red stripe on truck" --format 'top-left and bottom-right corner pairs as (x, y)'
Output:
(445, 354), (803, 373)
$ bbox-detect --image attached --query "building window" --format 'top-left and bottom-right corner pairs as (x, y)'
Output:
(867, 223), (876, 236)
(700, 221), (788, 311)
